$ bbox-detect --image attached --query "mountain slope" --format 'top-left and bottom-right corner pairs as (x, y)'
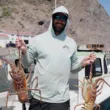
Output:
(0, 0), (110, 50)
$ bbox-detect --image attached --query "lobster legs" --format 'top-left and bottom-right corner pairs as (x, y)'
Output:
(74, 102), (100, 110)
(6, 88), (17, 108)
(28, 76), (42, 102)
(74, 77), (110, 110)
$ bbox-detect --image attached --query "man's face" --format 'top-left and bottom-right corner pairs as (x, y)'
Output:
(52, 13), (68, 35)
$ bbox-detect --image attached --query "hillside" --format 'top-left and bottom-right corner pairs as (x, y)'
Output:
(0, 0), (110, 50)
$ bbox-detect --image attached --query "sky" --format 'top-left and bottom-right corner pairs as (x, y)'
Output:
(99, 0), (110, 16)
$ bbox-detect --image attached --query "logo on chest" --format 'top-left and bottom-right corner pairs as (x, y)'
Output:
(63, 45), (69, 49)
(62, 45), (72, 57)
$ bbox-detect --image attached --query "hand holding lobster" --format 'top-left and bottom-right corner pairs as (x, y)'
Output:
(16, 36), (27, 55)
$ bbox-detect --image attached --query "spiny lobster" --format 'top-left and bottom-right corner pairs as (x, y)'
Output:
(74, 64), (110, 110)
(0, 31), (42, 107)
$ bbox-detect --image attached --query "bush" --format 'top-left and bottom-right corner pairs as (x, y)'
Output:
(2, 7), (11, 17)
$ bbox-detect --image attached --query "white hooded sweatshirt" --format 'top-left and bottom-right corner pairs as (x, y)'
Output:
(22, 6), (82, 103)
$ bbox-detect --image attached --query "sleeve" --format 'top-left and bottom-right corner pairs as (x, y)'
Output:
(70, 44), (82, 74)
(21, 37), (38, 68)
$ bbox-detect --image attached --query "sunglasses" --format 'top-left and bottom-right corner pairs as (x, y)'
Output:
(53, 14), (68, 21)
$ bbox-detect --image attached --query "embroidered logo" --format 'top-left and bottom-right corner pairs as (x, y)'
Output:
(63, 45), (69, 49)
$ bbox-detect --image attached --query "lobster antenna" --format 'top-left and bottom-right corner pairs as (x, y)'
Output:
(89, 63), (93, 83)
(17, 30), (21, 70)
(89, 51), (94, 83)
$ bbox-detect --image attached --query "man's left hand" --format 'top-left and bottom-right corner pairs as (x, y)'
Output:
(81, 52), (96, 68)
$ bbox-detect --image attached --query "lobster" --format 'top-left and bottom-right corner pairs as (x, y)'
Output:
(74, 63), (110, 110)
(0, 31), (42, 107)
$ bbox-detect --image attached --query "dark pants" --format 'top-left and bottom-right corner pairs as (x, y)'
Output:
(22, 103), (26, 110)
(29, 97), (70, 110)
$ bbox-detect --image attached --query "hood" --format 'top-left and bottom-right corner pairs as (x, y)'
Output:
(52, 6), (69, 15)
(48, 6), (69, 40)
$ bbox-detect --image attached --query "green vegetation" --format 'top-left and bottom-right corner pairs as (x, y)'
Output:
(2, 6), (11, 17)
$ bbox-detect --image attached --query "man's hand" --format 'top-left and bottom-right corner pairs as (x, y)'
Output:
(81, 52), (96, 68)
(16, 37), (27, 55)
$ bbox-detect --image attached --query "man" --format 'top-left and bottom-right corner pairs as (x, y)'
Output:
(16, 6), (96, 110)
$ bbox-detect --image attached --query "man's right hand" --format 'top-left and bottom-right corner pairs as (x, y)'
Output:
(16, 37), (27, 55)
